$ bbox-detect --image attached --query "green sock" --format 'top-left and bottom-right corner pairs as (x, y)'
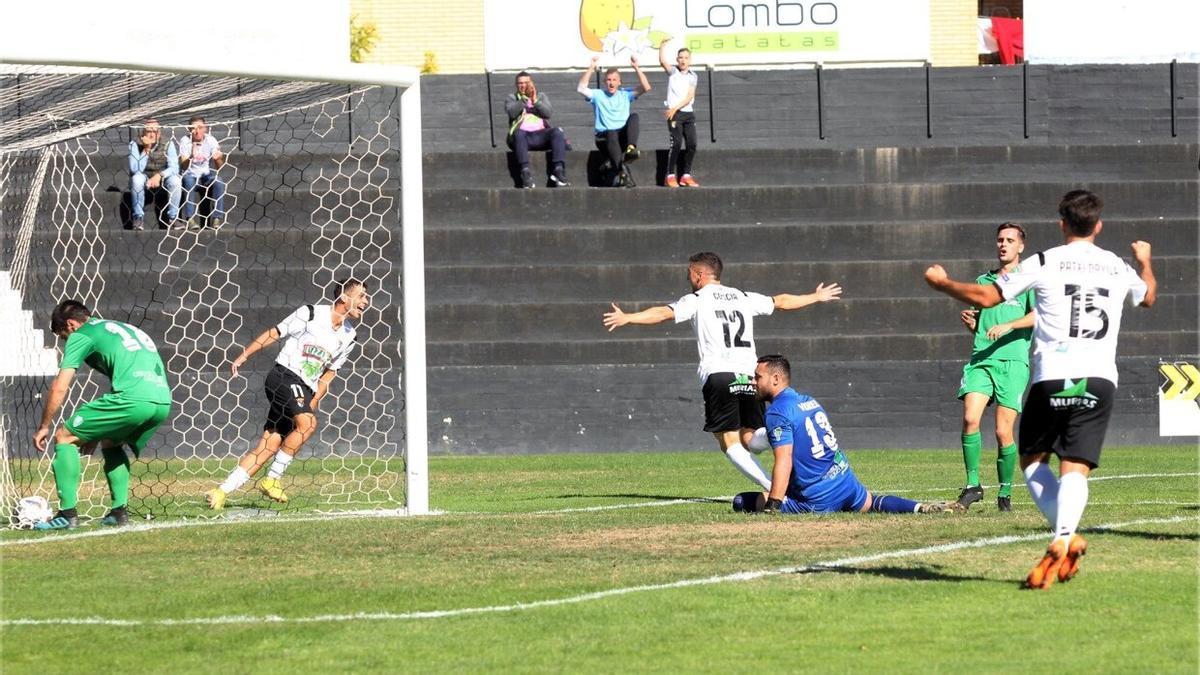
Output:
(102, 447), (131, 509)
(51, 443), (81, 510)
(961, 432), (982, 487)
(997, 443), (1017, 498)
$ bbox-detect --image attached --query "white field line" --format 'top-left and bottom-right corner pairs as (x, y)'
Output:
(878, 471), (1199, 495)
(2, 514), (1194, 628)
(3, 471), (1196, 549)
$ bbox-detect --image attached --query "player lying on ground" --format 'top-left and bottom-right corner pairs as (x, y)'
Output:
(732, 354), (956, 515)
(207, 278), (369, 509)
(33, 301), (173, 529)
(953, 222), (1036, 512)
(924, 189), (1156, 589)
(603, 252), (841, 489)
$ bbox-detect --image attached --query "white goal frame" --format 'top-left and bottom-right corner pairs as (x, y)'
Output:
(0, 54), (429, 515)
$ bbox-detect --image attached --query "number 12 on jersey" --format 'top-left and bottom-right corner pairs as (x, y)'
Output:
(714, 310), (750, 348)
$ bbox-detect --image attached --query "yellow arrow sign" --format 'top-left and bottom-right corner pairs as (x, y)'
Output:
(1160, 362), (1200, 401)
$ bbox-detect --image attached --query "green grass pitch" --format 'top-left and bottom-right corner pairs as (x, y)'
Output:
(2, 446), (1196, 673)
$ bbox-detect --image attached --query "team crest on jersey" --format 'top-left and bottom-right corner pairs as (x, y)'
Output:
(771, 426), (784, 442)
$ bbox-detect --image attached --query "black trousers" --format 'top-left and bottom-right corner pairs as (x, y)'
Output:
(667, 111), (697, 177)
(594, 112), (640, 168)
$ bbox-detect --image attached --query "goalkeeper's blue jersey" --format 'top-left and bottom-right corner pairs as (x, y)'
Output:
(765, 387), (856, 502)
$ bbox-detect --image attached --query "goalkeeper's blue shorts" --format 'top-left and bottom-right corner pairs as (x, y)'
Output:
(780, 471), (869, 514)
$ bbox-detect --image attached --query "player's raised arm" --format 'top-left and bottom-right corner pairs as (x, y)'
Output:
(631, 55), (651, 96)
(231, 326), (281, 377)
(578, 56), (599, 97)
(603, 303), (674, 331)
(924, 265), (1003, 308)
(772, 282), (843, 311)
(33, 367), (77, 452)
(1131, 240), (1157, 308)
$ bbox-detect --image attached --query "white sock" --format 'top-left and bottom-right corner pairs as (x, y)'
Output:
(219, 467), (250, 494)
(725, 444), (771, 490)
(1055, 472), (1089, 540)
(1023, 461), (1059, 527)
(747, 427), (771, 453)
(267, 452), (294, 480)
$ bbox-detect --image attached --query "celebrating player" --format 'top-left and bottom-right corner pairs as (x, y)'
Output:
(733, 354), (954, 515)
(32, 301), (173, 529)
(206, 278), (369, 509)
(952, 223), (1035, 512)
(924, 189), (1156, 589)
(603, 252), (841, 489)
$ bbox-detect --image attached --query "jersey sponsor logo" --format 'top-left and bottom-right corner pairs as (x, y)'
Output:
(1049, 378), (1099, 409)
(728, 373), (754, 396)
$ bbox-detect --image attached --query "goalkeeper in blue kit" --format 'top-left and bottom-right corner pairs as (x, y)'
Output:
(733, 355), (955, 515)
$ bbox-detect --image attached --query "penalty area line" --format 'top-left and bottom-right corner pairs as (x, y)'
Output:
(2, 514), (1194, 628)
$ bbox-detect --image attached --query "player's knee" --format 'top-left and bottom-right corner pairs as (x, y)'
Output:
(53, 426), (77, 445)
(996, 429), (1015, 446)
(961, 414), (982, 433)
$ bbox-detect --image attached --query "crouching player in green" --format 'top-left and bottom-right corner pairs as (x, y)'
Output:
(32, 300), (173, 529)
(954, 223), (1035, 511)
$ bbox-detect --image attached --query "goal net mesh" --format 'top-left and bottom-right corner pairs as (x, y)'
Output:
(0, 66), (407, 522)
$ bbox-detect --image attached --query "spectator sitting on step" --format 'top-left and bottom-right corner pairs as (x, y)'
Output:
(127, 118), (181, 230)
(578, 55), (650, 188)
(505, 72), (570, 189)
(178, 115), (227, 230)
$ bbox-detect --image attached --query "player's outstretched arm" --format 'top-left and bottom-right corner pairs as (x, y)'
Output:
(632, 55), (652, 96)
(603, 303), (674, 331)
(924, 265), (1003, 308)
(33, 368), (76, 452)
(1131, 240), (1157, 308)
(311, 369), (337, 411)
(986, 310), (1035, 340)
(231, 327), (281, 377)
(578, 56), (599, 97)
(773, 282), (843, 311)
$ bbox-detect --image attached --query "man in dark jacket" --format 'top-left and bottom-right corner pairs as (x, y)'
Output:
(505, 72), (570, 189)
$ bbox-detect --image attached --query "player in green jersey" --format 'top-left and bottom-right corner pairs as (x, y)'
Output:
(954, 223), (1035, 511)
(31, 300), (173, 529)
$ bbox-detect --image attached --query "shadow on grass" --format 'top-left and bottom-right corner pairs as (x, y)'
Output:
(797, 563), (1001, 584)
(1093, 528), (1199, 542)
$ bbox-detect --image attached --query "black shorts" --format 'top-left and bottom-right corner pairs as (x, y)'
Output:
(701, 372), (765, 433)
(1019, 377), (1116, 468)
(263, 363), (315, 436)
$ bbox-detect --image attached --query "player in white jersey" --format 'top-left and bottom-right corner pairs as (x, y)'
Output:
(603, 251), (842, 488)
(206, 278), (370, 509)
(924, 190), (1156, 589)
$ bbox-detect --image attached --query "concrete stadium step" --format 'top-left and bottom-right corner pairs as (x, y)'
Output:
(421, 180), (1197, 226)
(422, 144), (1200, 189)
(425, 330), (1191, 368)
(425, 257), (1199, 303)
(425, 217), (1199, 265)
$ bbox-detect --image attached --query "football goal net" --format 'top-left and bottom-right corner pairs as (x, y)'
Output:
(0, 59), (428, 523)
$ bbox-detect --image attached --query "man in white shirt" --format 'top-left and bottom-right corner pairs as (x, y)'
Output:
(924, 189), (1157, 589)
(658, 42), (699, 188)
(603, 252), (842, 488)
(206, 278), (370, 509)
(179, 115), (227, 230)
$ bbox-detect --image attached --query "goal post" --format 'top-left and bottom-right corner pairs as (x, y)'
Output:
(0, 55), (429, 519)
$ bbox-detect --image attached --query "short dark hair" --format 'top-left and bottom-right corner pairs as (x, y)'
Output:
(605, 67), (620, 77)
(50, 300), (91, 334)
(997, 221), (1026, 240)
(1058, 190), (1104, 237)
(757, 354), (791, 380)
(688, 252), (723, 279)
(332, 277), (368, 301)
(188, 115), (206, 125)
(677, 48), (691, 56)
(514, 71), (531, 84)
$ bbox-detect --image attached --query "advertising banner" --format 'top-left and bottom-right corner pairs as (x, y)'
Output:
(484, 0), (929, 71)
(1026, 0), (1200, 64)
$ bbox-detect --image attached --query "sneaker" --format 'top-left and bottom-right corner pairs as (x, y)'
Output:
(665, 175), (679, 188)
(33, 511), (78, 530)
(1058, 534), (1088, 583)
(679, 174), (700, 187)
(519, 167), (535, 189)
(208, 217), (224, 231)
(916, 501), (962, 513)
(206, 487), (227, 510)
(549, 170), (571, 188)
(131, 218), (145, 231)
(623, 144), (640, 163)
(170, 218), (188, 230)
(257, 477), (289, 503)
(997, 495), (1012, 512)
(955, 485), (984, 509)
(100, 506), (128, 527)
(1025, 538), (1069, 590)
(186, 216), (201, 230)
(621, 164), (636, 188)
